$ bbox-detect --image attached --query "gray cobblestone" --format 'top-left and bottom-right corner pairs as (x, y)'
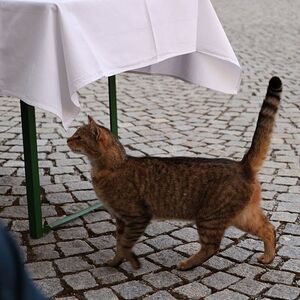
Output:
(265, 284), (300, 300)
(35, 278), (64, 298)
(145, 235), (182, 250)
(91, 266), (127, 284)
(173, 282), (211, 299)
(143, 271), (182, 288)
(205, 289), (249, 300)
(228, 262), (265, 278)
(201, 271), (240, 290)
(148, 249), (186, 268)
(112, 281), (153, 299)
(144, 291), (177, 300)
(54, 257), (92, 273)
(261, 270), (295, 285)
(87, 221), (115, 234)
(230, 278), (270, 297)
(57, 240), (93, 256)
(84, 288), (118, 300)
(63, 271), (97, 290)
(26, 261), (56, 279)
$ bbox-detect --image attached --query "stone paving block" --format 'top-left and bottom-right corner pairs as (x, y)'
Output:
(143, 271), (182, 288)
(33, 244), (60, 260)
(54, 256), (92, 273)
(84, 288), (118, 300)
(11, 219), (29, 231)
(270, 212), (298, 222)
(29, 232), (56, 245)
(63, 271), (97, 290)
(88, 235), (116, 250)
(172, 265), (211, 281)
(26, 261), (56, 279)
(264, 284), (300, 300)
(147, 249), (186, 268)
(87, 249), (115, 265)
(228, 262), (265, 278)
(173, 282), (211, 299)
(277, 193), (300, 203)
(72, 190), (97, 201)
(144, 291), (177, 300)
(277, 202), (300, 214)
(145, 234), (182, 250)
(87, 221), (116, 234)
(280, 235), (300, 246)
(239, 238), (264, 251)
(57, 227), (88, 240)
(91, 266), (127, 284)
(170, 227), (199, 242)
(174, 242), (199, 256)
(260, 270), (295, 285)
(35, 278), (64, 298)
(145, 221), (178, 236)
(281, 259), (300, 273)
(203, 255), (235, 270)
(201, 271), (240, 290)
(230, 278), (270, 297)
(82, 210), (112, 223)
(47, 192), (74, 204)
(220, 245), (252, 262)
(205, 289), (249, 300)
(283, 224), (300, 235)
(278, 246), (300, 259)
(134, 242), (154, 256)
(42, 184), (66, 193)
(224, 227), (245, 239)
(112, 280), (153, 299)
(120, 258), (161, 276)
(57, 240), (94, 256)
(62, 203), (90, 214)
(65, 180), (93, 191)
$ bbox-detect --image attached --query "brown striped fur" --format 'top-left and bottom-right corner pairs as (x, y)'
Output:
(67, 77), (282, 270)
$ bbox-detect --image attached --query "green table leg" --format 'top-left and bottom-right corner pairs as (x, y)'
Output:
(20, 101), (43, 239)
(21, 77), (118, 237)
(108, 76), (118, 136)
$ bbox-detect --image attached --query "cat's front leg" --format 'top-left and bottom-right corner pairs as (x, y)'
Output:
(107, 218), (125, 267)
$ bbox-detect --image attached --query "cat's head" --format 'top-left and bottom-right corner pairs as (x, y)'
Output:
(67, 116), (126, 165)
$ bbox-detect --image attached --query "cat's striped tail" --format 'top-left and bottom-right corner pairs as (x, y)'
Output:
(242, 76), (282, 174)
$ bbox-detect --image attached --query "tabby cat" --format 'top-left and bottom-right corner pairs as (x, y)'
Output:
(67, 77), (282, 270)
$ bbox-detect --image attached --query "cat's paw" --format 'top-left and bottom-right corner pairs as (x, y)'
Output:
(129, 257), (141, 270)
(106, 256), (123, 267)
(177, 260), (193, 271)
(257, 253), (274, 264)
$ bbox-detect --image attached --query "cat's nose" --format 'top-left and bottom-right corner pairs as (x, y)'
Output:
(67, 138), (71, 144)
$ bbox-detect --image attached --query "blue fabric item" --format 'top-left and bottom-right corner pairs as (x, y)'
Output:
(0, 223), (47, 300)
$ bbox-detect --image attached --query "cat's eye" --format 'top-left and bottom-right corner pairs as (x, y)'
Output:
(74, 135), (81, 140)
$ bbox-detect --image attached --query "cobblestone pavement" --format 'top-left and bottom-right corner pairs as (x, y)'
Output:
(1, 0), (300, 299)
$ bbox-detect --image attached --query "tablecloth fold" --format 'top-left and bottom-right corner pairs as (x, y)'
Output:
(0, 0), (241, 129)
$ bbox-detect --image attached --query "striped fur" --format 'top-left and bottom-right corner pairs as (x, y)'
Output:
(67, 77), (281, 270)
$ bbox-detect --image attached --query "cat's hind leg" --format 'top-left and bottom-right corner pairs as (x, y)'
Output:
(232, 186), (276, 264)
(178, 222), (225, 270)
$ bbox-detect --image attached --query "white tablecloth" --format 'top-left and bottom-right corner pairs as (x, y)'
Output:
(0, 0), (241, 129)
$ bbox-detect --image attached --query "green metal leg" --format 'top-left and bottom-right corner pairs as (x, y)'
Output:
(21, 77), (118, 237)
(20, 101), (43, 239)
(108, 76), (118, 136)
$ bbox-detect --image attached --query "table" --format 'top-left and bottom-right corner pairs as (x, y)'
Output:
(0, 0), (241, 238)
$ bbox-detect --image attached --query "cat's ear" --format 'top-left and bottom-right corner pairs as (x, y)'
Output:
(88, 115), (101, 140)
(88, 115), (95, 125)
